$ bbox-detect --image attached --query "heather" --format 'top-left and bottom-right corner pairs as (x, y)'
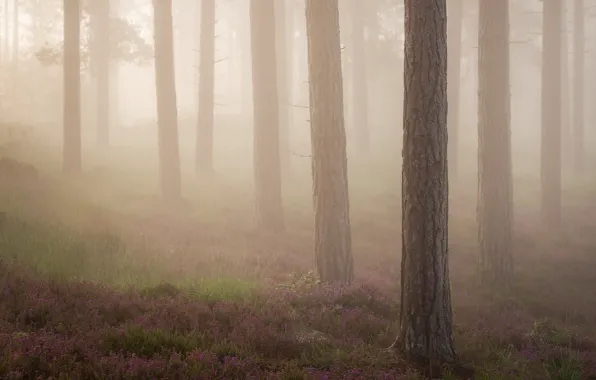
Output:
(1, 152), (596, 379)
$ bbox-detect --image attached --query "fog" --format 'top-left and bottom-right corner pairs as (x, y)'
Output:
(1, 0), (596, 378)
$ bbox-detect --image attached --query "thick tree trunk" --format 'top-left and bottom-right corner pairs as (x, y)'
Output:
(351, 0), (369, 154)
(153, 0), (182, 202)
(398, 0), (456, 368)
(250, 0), (285, 231)
(96, 0), (110, 146)
(196, 0), (215, 174)
(63, 0), (82, 173)
(305, 0), (353, 285)
(541, 0), (562, 228)
(572, 0), (584, 174)
(447, 0), (462, 177)
(477, 0), (514, 289)
(275, 0), (290, 172)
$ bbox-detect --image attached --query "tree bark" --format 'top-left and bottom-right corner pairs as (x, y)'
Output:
(153, 0), (182, 202)
(63, 0), (82, 173)
(351, 0), (369, 154)
(305, 0), (353, 285)
(477, 0), (514, 290)
(398, 0), (456, 368)
(541, 0), (562, 229)
(96, 0), (110, 146)
(572, 0), (584, 174)
(250, 0), (285, 231)
(196, 0), (215, 175)
(447, 0), (462, 177)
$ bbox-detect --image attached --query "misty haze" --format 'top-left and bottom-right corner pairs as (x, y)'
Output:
(0, 0), (595, 379)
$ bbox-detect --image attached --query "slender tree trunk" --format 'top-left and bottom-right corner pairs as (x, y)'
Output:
(351, 0), (369, 153)
(477, 0), (514, 290)
(63, 0), (82, 173)
(96, 0), (110, 146)
(572, 0), (584, 174)
(541, 0), (562, 228)
(561, 1), (571, 167)
(285, 0), (294, 151)
(249, 0), (285, 231)
(447, 0), (463, 177)
(196, 0), (215, 174)
(275, 0), (290, 172)
(398, 0), (456, 369)
(305, 0), (353, 285)
(153, 0), (182, 202)
(11, 0), (17, 67)
(240, 1), (252, 116)
(110, 0), (119, 129)
(4, 0), (8, 63)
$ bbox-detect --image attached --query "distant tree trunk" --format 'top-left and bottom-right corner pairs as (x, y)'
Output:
(351, 0), (369, 153)
(63, 0), (82, 173)
(153, 0), (182, 202)
(96, 0), (110, 146)
(397, 0), (456, 369)
(11, 0), (17, 64)
(572, 0), (584, 173)
(561, 1), (571, 167)
(305, 0), (353, 284)
(275, 0), (290, 172)
(4, 0), (8, 63)
(447, 0), (462, 177)
(477, 0), (514, 289)
(541, 0), (562, 228)
(239, 2), (252, 116)
(196, 0), (215, 174)
(110, 0), (120, 129)
(249, 0), (285, 231)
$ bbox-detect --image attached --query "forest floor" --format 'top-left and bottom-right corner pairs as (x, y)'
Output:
(1, 141), (596, 379)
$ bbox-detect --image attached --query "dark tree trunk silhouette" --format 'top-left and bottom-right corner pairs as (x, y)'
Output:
(477, 0), (514, 289)
(397, 0), (456, 369)
(95, 0), (110, 146)
(275, 0), (290, 172)
(541, 0), (562, 228)
(447, 0), (462, 176)
(351, 0), (369, 153)
(196, 0), (215, 174)
(250, 0), (285, 231)
(305, 0), (353, 284)
(153, 0), (182, 202)
(63, 0), (82, 173)
(572, 0), (584, 173)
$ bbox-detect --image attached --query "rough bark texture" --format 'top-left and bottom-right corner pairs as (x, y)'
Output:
(305, 0), (353, 284)
(153, 0), (182, 202)
(63, 0), (82, 173)
(447, 0), (462, 177)
(398, 0), (456, 366)
(275, 0), (290, 172)
(96, 0), (110, 146)
(477, 0), (514, 290)
(196, 0), (215, 174)
(541, 0), (562, 229)
(351, 0), (369, 154)
(572, 0), (584, 173)
(250, 0), (285, 231)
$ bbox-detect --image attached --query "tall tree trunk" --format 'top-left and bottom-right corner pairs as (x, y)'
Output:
(447, 0), (462, 177)
(477, 0), (514, 290)
(153, 0), (182, 202)
(275, 0), (290, 172)
(250, 0), (285, 231)
(96, 0), (110, 146)
(398, 0), (456, 369)
(561, 1), (571, 168)
(351, 0), (369, 153)
(110, 0), (119, 129)
(196, 0), (215, 174)
(63, 0), (82, 173)
(572, 0), (584, 174)
(240, 1), (252, 116)
(4, 0), (8, 63)
(11, 0), (17, 69)
(305, 0), (353, 285)
(541, 0), (562, 228)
